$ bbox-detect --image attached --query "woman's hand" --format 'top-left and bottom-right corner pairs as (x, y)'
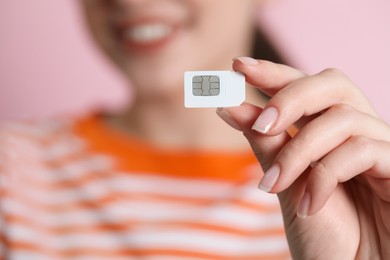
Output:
(217, 57), (390, 259)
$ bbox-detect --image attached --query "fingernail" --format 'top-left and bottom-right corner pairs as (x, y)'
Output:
(233, 56), (259, 66)
(258, 163), (280, 192)
(216, 108), (242, 131)
(297, 191), (311, 219)
(252, 107), (278, 134)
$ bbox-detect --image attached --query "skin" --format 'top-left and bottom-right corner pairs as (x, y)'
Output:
(82, 0), (390, 258)
(220, 58), (390, 259)
(81, 0), (262, 150)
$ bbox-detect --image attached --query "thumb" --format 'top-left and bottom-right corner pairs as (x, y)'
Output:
(217, 102), (290, 173)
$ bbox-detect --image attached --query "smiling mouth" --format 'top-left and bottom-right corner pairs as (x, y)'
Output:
(124, 23), (173, 43)
(116, 21), (179, 53)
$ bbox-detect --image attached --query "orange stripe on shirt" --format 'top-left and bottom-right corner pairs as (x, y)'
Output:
(74, 115), (260, 182)
(5, 242), (290, 260)
(4, 184), (280, 214)
(4, 213), (285, 238)
(1, 116), (289, 259)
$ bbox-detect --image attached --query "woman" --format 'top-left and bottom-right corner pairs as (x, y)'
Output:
(1, 0), (389, 259)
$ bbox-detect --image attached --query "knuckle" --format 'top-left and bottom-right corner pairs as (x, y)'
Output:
(280, 137), (311, 165)
(329, 103), (355, 114)
(349, 135), (372, 152)
(312, 161), (330, 177)
(328, 104), (357, 121)
(320, 67), (355, 88)
(311, 161), (338, 187)
(321, 67), (346, 78)
(347, 136), (374, 166)
(320, 68), (357, 93)
(286, 137), (305, 155)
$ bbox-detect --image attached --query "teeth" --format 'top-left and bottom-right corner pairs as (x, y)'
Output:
(124, 24), (173, 43)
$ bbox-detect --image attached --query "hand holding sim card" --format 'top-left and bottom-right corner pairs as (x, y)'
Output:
(184, 71), (245, 108)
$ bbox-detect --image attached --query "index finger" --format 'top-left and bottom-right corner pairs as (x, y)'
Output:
(233, 57), (306, 97)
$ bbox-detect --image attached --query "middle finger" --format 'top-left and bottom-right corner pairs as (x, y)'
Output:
(260, 104), (390, 193)
(252, 68), (378, 135)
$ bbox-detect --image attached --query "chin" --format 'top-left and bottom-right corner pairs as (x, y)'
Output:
(127, 66), (185, 97)
(132, 79), (183, 101)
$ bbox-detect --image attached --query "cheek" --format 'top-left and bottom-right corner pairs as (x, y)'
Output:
(193, 0), (254, 43)
(83, 1), (126, 60)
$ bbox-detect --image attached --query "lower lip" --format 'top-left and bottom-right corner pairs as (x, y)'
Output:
(118, 27), (179, 54)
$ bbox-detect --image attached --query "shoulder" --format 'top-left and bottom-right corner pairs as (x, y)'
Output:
(0, 117), (85, 165)
(0, 115), (115, 185)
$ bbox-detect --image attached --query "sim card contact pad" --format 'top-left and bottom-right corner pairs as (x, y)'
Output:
(192, 75), (221, 96)
(184, 71), (245, 108)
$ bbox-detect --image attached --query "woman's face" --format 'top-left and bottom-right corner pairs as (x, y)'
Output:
(82, 0), (257, 99)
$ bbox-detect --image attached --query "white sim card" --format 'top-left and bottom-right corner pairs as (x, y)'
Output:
(184, 71), (245, 108)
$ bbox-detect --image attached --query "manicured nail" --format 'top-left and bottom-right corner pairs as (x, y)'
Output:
(297, 191), (311, 219)
(258, 164), (280, 192)
(233, 56), (259, 66)
(216, 108), (242, 131)
(252, 107), (278, 134)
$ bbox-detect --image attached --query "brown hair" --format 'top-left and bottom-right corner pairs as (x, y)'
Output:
(251, 28), (285, 64)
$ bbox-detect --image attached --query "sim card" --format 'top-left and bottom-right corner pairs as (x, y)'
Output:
(184, 71), (245, 108)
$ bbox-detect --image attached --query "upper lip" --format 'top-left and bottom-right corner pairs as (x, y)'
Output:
(113, 16), (182, 32)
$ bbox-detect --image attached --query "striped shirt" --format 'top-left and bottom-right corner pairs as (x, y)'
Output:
(0, 116), (290, 259)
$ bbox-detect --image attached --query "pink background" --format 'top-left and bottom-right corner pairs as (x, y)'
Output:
(1, 0), (389, 122)
(0, 0), (129, 120)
